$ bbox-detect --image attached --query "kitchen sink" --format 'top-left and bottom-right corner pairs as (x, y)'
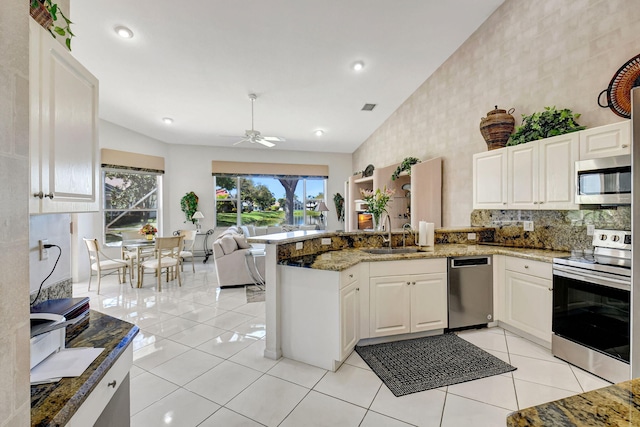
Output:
(362, 247), (420, 254)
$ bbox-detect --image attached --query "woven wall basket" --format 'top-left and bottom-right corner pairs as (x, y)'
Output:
(598, 53), (640, 119)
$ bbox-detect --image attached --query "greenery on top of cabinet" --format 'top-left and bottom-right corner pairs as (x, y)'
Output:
(508, 106), (585, 146)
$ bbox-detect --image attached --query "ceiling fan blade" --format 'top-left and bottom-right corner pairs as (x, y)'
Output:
(233, 138), (249, 146)
(263, 136), (286, 142)
(256, 139), (276, 148)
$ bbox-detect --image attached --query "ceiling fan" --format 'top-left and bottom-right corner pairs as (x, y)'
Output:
(232, 94), (286, 148)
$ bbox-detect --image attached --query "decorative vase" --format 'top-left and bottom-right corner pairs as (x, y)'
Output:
(146, 234), (153, 241)
(480, 106), (515, 150)
(371, 212), (385, 231)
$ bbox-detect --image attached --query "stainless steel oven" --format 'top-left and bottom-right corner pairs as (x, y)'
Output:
(552, 229), (631, 383)
(575, 155), (631, 205)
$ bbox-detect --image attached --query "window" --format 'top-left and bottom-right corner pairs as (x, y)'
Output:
(214, 175), (326, 227)
(103, 168), (162, 246)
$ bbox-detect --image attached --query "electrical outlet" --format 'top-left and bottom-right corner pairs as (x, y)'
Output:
(321, 238), (331, 245)
(587, 224), (595, 236)
(467, 233), (477, 241)
(295, 242), (303, 250)
(39, 239), (49, 261)
(523, 221), (534, 232)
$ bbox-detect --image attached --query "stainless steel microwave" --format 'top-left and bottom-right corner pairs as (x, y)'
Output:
(575, 155), (631, 205)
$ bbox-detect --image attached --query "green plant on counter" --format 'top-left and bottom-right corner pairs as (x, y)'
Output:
(31, 0), (74, 50)
(391, 157), (420, 181)
(180, 192), (199, 224)
(507, 106), (585, 146)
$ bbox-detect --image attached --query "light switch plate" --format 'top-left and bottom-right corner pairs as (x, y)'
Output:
(295, 242), (303, 250)
(523, 221), (534, 231)
(321, 238), (331, 245)
(587, 225), (595, 236)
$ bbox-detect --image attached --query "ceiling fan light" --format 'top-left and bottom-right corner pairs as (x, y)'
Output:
(115, 26), (134, 39)
(352, 61), (365, 71)
(162, 117), (174, 125)
(314, 129), (324, 136)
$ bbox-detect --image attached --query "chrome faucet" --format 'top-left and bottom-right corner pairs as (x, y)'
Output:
(402, 223), (413, 247)
(381, 215), (392, 248)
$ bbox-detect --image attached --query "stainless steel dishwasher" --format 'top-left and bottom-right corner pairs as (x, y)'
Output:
(448, 255), (493, 329)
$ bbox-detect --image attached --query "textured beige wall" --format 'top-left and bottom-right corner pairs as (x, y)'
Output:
(353, 0), (640, 226)
(0, 0), (31, 425)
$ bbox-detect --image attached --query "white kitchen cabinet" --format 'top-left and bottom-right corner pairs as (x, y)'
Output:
(507, 133), (579, 210)
(579, 121), (631, 160)
(29, 19), (99, 213)
(369, 259), (447, 338)
(473, 149), (508, 209)
(503, 257), (553, 344)
(279, 264), (361, 371)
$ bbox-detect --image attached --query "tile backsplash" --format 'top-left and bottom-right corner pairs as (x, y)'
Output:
(471, 207), (631, 251)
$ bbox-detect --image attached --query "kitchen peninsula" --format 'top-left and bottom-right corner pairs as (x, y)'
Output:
(248, 228), (570, 371)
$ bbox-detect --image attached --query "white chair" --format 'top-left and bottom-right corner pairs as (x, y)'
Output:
(140, 236), (183, 291)
(84, 238), (131, 294)
(177, 230), (197, 272)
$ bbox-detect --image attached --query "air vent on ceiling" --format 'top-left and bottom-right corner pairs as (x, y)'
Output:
(361, 103), (376, 111)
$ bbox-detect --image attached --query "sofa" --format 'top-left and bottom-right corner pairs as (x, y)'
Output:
(212, 226), (265, 288)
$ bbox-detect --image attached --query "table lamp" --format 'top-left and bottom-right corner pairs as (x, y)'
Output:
(316, 201), (329, 229)
(192, 211), (204, 231)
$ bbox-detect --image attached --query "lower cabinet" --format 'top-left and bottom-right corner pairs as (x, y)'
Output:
(369, 259), (448, 338)
(279, 264), (361, 371)
(503, 257), (553, 344)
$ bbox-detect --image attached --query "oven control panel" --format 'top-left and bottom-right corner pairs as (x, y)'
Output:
(592, 229), (631, 250)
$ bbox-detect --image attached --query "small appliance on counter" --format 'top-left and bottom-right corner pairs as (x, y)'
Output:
(30, 297), (91, 370)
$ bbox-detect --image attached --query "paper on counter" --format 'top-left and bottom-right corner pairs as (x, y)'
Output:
(30, 347), (104, 384)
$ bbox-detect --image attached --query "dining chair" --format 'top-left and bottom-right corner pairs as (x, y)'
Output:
(83, 238), (131, 294)
(140, 236), (183, 291)
(177, 230), (197, 272)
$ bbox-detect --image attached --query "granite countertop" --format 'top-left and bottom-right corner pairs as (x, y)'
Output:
(31, 310), (138, 427)
(506, 378), (640, 426)
(280, 244), (570, 271)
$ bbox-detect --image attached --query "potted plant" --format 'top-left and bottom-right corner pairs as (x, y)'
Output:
(30, 0), (74, 50)
(139, 224), (157, 240)
(391, 157), (420, 181)
(507, 106), (585, 146)
(180, 192), (199, 224)
(360, 187), (395, 231)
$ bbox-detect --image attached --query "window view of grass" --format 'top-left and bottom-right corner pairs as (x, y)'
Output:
(215, 176), (325, 228)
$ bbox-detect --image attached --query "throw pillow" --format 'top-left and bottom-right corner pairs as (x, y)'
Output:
(233, 234), (251, 249)
(219, 235), (238, 255)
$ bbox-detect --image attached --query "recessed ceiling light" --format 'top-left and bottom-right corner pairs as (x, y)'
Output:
(162, 117), (174, 125)
(352, 61), (365, 71)
(115, 26), (134, 39)
(361, 103), (376, 111)
(314, 130), (324, 136)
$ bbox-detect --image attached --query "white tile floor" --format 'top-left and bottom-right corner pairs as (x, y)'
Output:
(73, 262), (612, 427)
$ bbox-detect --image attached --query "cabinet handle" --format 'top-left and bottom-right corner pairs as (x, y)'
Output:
(349, 274), (353, 278)
(622, 144), (628, 148)
(107, 380), (117, 388)
(406, 281), (411, 285)
(45, 192), (54, 199)
(524, 265), (529, 269)
(356, 287), (359, 291)
(539, 201), (544, 204)
(33, 191), (43, 199)
(548, 288), (553, 291)
(503, 202), (507, 205)
(412, 281), (416, 286)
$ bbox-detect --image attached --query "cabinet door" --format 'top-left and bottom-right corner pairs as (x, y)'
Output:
(507, 143), (537, 209)
(30, 20), (99, 213)
(340, 281), (360, 360)
(411, 273), (447, 332)
(473, 149), (507, 209)
(505, 270), (553, 343)
(538, 133), (579, 210)
(579, 121), (631, 160)
(369, 276), (411, 337)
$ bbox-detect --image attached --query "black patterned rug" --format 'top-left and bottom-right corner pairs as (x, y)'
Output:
(355, 333), (516, 396)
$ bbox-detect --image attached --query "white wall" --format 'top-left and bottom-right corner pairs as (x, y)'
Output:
(77, 120), (352, 265)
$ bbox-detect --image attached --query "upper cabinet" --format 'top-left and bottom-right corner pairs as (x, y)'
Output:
(473, 149), (508, 209)
(29, 20), (99, 214)
(579, 121), (630, 160)
(507, 133), (579, 210)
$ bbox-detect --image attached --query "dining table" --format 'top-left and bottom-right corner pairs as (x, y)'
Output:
(121, 239), (156, 287)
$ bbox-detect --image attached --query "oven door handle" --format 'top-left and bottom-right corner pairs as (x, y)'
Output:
(553, 265), (631, 291)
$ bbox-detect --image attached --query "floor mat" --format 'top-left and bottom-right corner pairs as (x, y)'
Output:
(355, 333), (516, 396)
